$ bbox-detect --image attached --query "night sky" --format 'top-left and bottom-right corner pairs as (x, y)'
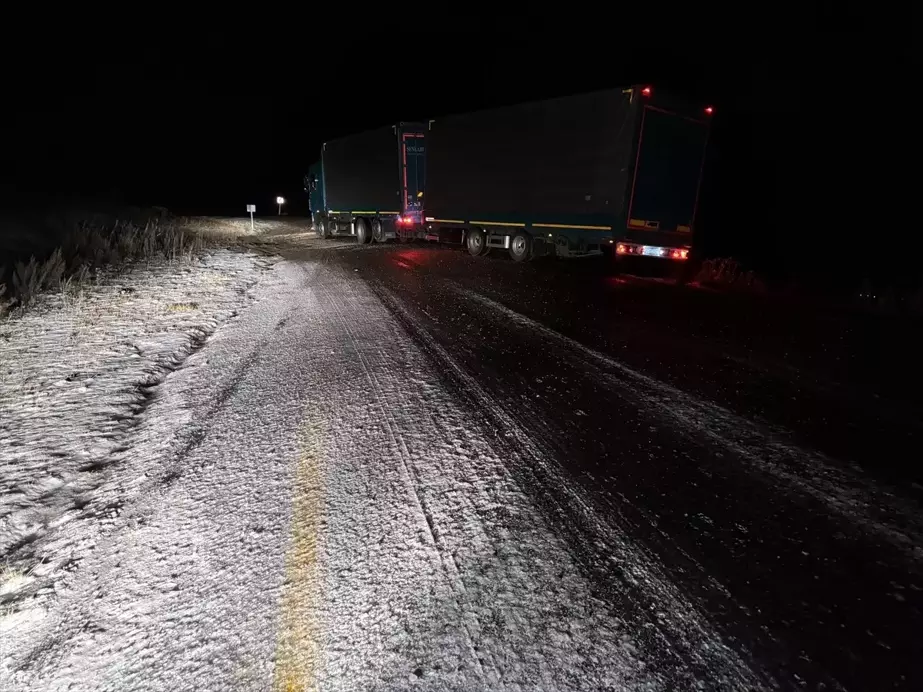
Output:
(3, 17), (916, 286)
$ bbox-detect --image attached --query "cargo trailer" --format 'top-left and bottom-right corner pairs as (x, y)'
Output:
(306, 122), (426, 243)
(422, 85), (712, 262)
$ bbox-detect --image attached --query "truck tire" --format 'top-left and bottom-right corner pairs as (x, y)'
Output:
(509, 230), (533, 262)
(356, 218), (372, 244)
(466, 228), (487, 257)
(317, 218), (330, 239)
(371, 218), (385, 243)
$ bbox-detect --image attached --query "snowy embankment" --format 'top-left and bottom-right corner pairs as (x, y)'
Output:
(0, 245), (276, 617)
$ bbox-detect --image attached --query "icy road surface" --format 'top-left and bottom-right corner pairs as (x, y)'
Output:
(3, 222), (922, 690)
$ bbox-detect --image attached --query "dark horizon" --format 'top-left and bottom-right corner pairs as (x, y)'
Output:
(3, 21), (917, 287)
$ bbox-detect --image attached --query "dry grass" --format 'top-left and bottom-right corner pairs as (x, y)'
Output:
(166, 301), (200, 312)
(0, 283), (11, 317)
(694, 257), (766, 293)
(0, 217), (241, 319)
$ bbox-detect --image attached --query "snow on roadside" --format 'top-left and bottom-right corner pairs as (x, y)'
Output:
(0, 249), (276, 611)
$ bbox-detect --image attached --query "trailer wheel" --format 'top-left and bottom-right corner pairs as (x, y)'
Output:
(509, 230), (533, 262)
(371, 218), (385, 243)
(466, 228), (487, 256)
(317, 218), (330, 239)
(356, 218), (372, 244)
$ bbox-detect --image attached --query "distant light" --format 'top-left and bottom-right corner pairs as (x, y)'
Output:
(276, 196), (285, 204)
(641, 86), (652, 97)
(704, 106), (714, 115)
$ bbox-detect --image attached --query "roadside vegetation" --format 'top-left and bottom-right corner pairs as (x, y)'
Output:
(0, 211), (242, 319)
(693, 256), (923, 315)
(693, 257), (767, 293)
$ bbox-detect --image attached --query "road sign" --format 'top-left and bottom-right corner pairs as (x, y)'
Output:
(246, 204), (255, 213)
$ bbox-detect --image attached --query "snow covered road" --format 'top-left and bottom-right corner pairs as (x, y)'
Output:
(2, 255), (770, 690)
(3, 227), (921, 690)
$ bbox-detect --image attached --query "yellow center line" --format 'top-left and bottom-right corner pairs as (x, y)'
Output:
(273, 416), (325, 692)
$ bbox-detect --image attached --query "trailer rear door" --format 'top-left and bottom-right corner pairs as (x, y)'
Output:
(401, 131), (425, 214)
(627, 107), (709, 236)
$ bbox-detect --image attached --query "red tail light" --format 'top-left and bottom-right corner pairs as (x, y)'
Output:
(670, 249), (689, 260)
(704, 106), (714, 115)
(641, 86), (652, 97)
(616, 243), (628, 255)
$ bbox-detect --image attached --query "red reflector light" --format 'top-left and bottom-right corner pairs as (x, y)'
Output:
(704, 106), (714, 115)
(641, 86), (652, 97)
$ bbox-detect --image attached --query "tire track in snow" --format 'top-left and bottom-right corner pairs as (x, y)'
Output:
(463, 289), (923, 562)
(359, 275), (770, 690)
(319, 278), (497, 688)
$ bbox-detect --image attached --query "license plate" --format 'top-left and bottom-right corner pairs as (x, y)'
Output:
(642, 246), (663, 257)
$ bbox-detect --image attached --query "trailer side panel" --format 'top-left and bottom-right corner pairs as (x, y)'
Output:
(323, 127), (401, 212)
(425, 89), (638, 224)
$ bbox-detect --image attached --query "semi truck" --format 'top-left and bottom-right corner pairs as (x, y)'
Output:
(305, 122), (426, 243)
(422, 85), (712, 262)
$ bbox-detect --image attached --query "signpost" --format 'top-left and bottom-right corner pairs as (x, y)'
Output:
(246, 204), (255, 231)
